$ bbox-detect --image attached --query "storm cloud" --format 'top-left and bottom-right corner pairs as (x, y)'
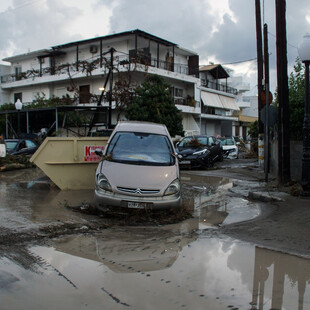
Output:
(0, 0), (309, 93)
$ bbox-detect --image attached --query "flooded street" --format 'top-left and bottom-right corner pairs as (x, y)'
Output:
(0, 165), (310, 309)
(1, 231), (310, 310)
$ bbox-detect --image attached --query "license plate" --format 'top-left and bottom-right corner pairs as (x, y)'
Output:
(128, 202), (146, 209)
(180, 160), (191, 164)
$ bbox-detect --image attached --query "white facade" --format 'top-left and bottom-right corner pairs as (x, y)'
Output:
(227, 73), (258, 139)
(199, 64), (239, 137)
(0, 30), (241, 137)
(0, 64), (10, 104)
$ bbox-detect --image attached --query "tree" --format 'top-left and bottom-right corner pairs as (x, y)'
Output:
(125, 75), (184, 137)
(288, 57), (305, 140)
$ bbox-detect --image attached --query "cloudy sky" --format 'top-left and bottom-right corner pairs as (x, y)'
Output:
(0, 0), (310, 94)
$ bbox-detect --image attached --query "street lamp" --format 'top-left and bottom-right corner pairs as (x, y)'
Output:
(298, 33), (310, 192)
(15, 99), (23, 137)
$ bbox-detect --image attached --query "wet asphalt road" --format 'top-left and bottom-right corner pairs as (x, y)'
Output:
(0, 159), (310, 310)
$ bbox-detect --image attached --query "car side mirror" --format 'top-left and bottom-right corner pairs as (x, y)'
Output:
(95, 149), (103, 157)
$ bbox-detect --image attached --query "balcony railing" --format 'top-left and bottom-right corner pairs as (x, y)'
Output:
(174, 97), (198, 108)
(1, 53), (190, 84)
(201, 79), (237, 95)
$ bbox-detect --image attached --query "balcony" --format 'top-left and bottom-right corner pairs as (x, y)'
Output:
(201, 79), (238, 95)
(1, 54), (191, 85)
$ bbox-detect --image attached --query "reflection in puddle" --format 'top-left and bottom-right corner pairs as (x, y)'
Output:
(0, 231), (309, 310)
(252, 247), (310, 310)
(54, 223), (197, 273)
(181, 173), (261, 228)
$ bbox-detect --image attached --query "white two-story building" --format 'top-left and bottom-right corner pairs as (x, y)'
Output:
(0, 29), (241, 137)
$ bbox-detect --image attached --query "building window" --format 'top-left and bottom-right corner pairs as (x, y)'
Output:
(15, 67), (22, 80)
(205, 106), (215, 115)
(174, 88), (183, 98)
(14, 93), (22, 103)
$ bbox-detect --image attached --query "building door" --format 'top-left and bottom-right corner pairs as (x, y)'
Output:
(235, 125), (240, 137)
(242, 126), (247, 140)
(79, 85), (90, 104)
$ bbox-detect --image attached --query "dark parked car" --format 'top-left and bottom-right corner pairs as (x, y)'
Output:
(175, 135), (222, 168)
(5, 139), (38, 155)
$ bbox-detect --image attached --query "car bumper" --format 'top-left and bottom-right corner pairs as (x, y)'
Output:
(178, 156), (209, 168)
(227, 152), (238, 159)
(95, 188), (182, 211)
(223, 148), (238, 159)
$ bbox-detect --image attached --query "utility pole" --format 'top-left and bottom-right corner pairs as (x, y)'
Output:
(275, 0), (290, 184)
(255, 0), (264, 165)
(264, 24), (270, 182)
(108, 48), (115, 128)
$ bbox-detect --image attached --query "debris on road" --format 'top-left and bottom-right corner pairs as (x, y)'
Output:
(0, 154), (34, 171)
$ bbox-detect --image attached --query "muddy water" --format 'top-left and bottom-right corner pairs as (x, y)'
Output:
(181, 173), (261, 227)
(1, 169), (309, 309)
(1, 229), (310, 310)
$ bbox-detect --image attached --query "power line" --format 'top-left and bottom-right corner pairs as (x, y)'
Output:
(268, 31), (297, 49)
(200, 57), (257, 67)
(0, 0), (42, 14)
(222, 57), (257, 65)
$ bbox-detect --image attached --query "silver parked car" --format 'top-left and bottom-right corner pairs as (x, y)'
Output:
(217, 136), (239, 159)
(94, 121), (181, 211)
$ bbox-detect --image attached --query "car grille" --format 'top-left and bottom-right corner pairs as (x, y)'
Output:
(117, 187), (160, 195)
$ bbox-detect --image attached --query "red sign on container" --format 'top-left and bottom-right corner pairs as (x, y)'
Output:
(84, 145), (105, 162)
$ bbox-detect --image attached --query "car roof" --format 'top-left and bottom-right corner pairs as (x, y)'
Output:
(184, 135), (212, 138)
(114, 121), (170, 136)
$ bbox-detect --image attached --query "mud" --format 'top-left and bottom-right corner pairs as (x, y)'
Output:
(1, 159), (310, 309)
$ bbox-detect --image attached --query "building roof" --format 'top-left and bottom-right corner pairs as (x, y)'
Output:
(3, 49), (51, 63)
(52, 29), (177, 50)
(2, 29), (197, 63)
(199, 64), (229, 79)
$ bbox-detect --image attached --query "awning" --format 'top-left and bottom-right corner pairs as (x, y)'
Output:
(201, 91), (239, 111)
(219, 95), (239, 111)
(238, 115), (258, 122)
(182, 114), (200, 135)
(201, 91), (223, 109)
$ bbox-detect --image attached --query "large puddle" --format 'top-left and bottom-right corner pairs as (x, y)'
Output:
(0, 228), (310, 310)
(1, 169), (308, 309)
(0, 170), (261, 230)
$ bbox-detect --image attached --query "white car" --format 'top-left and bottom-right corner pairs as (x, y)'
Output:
(218, 137), (239, 159)
(0, 136), (6, 158)
(94, 121), (181, 211)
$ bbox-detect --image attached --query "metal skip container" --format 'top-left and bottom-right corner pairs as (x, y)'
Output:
(30, 137), (108, 190)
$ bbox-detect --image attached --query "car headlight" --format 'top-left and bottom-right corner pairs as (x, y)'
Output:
(193, 148), (209, 156)
(164, 179), (180, 196)
(96, 173), (112, 192)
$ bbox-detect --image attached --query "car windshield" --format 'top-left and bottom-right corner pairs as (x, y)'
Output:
(5, 141), (18, 151)
(106, 132), (175, 166)
(219, 138), (235, 146)
(178, 136), (208, 147)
